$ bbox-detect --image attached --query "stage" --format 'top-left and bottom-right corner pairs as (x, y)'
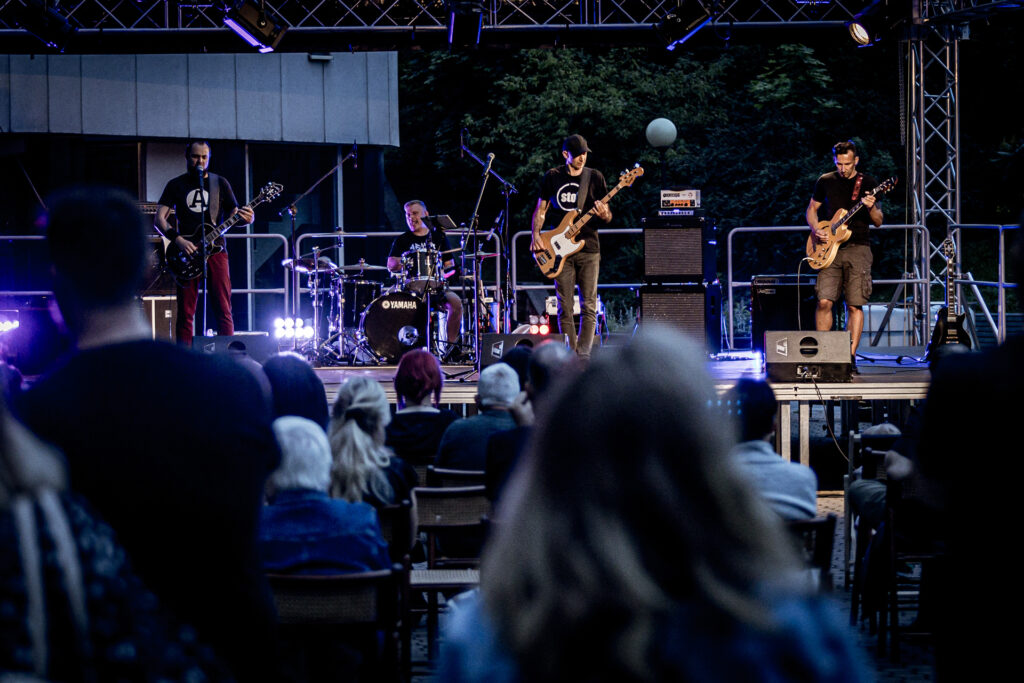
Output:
(313, 344), (932, 467)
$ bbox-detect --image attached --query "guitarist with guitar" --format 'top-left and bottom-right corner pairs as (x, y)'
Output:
(805, 140), (884, 369)
(530, 134), (612, 360)
(154, 141), (254, 346)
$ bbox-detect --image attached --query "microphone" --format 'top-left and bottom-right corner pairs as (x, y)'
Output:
(483, 152), (495, 178)
(484, 209), (504, 243)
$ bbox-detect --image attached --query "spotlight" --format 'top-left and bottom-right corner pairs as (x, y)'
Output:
(846, 0), (906, 47)
(11, 0), (77, 53)
(274, 328), (286, 339)
(223, 0), (286, 53)
(446, 0), (485, 49)
(538, 323), (550, 335)
(273, 317), (285, 329)
(656, 4), (713, 51)
(529, 324), (540, 335)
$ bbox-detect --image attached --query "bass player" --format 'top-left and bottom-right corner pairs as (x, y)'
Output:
(530, 134), (612, 361)
(154, 140), (253, 346)
(805, 140), (883, 368)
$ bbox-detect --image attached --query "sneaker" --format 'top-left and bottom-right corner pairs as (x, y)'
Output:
(851, 354), (860, 374)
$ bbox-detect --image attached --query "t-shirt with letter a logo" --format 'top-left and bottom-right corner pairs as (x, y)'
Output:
(158, 171), (239, 248)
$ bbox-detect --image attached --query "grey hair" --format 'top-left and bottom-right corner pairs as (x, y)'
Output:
(477, 362), (520, 408)
(268, 416), (332, 495)
(328, 376), (395, 504)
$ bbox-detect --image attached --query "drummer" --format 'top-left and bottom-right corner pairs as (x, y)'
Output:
(387, 200), (464, 356)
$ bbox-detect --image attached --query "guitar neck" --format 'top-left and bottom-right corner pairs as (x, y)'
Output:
(566, 183), (624, 239)
(202, 200), (257, 247)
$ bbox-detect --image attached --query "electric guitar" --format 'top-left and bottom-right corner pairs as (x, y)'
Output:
(805, 176), (898, 270)
(925, 236), (972, 361)
(533, 165), (644, 279)
(165, 181), (283, 283)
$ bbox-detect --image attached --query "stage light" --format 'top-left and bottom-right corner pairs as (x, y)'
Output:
(273, 327), (286, 339)
(284, 317), (295, 329)
(656, 4), (713, 51)
(11, 0), (77, 53)
(846, 0), (906, 47)
(538, 324), (550, 335)
(223, 0), (286, 53)
(446, 0), (485, 49)
(273, 317), (285, 329)
(529, 324), (540, 335)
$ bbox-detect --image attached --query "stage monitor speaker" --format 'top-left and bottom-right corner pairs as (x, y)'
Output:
(193, 333), (278, 364)
(764, 331), (852, 382)
(639, 283), (721, 354)
(750, 275), (818, 353)
(480, 333), (568, 368)
(641, 215), (716, 283)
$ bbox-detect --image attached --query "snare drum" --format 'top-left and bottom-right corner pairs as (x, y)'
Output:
(401, 246), (444, 293)
(360, 291), (427, 362)
(340, 279), (381, 330)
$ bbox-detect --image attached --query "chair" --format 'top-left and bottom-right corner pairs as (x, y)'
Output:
(268, 565), (407, 682)
(844, 431), (900, 588)
(377, 498), (415, 564)
(425, 464), (486, 488)
(848, 446), (888, 628)
(412, 463), (430, 486)
(409, 485), (491, 663)
(786, 514), (837, 592)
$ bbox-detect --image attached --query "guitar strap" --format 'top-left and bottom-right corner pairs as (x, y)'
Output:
(576, 168), (592, 213)
(850, 173), (864, 202)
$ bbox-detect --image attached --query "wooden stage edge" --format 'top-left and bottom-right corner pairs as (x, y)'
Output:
(313, 345), (933, 407)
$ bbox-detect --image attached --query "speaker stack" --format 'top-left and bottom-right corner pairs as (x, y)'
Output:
(639, 207), (720, 354)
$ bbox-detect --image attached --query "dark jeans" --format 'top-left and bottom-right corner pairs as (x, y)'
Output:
(554, 250), (600, 358)
(177, 250), (233, 346)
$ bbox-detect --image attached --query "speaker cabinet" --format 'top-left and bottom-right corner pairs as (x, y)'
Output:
(193, 333), (278, 364)
(479, 333), (568, 368)
(641, 215), (716, 283)
(750, 275), (819, 353)
(141, 296), (177, 342)
(764, 331), (852, 382)
(639, 283), (721, 354)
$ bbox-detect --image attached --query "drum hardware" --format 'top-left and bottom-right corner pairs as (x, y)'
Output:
(335, 258), (389, 272)
(281, 255), (338, 273)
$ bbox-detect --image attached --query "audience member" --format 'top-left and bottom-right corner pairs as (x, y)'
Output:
(329, 376), (417, 509)
(440, 327), (869, 682)
(436, 363), (519, 471)
(498, 345), (533, 390)
(263, 351), (330, 430)
(15, 186), (282, 681)
(726, 378), (818, 520)
(485, 341), (578, 502)
(260, 416), (389, 574)
(386, 349), (459, 466)
(1, 392), (235, 680)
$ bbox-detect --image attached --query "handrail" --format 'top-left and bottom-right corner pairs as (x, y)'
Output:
(725, 224), (930, 349)
(950, 224), (1020, 344)
(1, 232), (290, 329)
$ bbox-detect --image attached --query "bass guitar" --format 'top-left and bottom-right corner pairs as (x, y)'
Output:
(805, 176), (898, 270)
(165, 181), (283, 284)
(533, 165), (644, 279)
(925, 236), (972, 361)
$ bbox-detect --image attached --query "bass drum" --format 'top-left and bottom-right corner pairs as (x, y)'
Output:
(360, 291), (427, 363)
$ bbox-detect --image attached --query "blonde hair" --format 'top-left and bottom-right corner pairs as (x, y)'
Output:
(327, 376), (395, 504)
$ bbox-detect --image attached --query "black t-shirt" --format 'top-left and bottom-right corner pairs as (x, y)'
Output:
(811, 171), (879, 247)
(389, 228), (456, 260)
(158, 171), (240, 247)
(538, 165), (609, 253)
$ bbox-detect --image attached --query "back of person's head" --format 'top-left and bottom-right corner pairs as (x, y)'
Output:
(263, 352), (330, 430)
(726, 378), (778, 442)
(477, 363), (520, 408)
(328, 376), (393, 503)
(267, 416), (332, 497)
(393, 349), (443, 408)
(526, 341), (578, 403)
(500, 346), (533, 390)
(483, 326), (798, 682)
(44, 186), (149, 317)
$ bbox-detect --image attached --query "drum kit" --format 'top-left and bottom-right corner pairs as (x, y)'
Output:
(283, 242), (486, 366)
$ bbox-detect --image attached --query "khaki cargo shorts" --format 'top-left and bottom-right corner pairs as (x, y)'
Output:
(815, 244), (873, 307)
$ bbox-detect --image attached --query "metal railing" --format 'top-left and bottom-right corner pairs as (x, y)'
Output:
(725, 224), (931, 349)
(950, 223), (1020, 344)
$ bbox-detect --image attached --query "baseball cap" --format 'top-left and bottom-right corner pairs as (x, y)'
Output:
(562, 134), (592, 156)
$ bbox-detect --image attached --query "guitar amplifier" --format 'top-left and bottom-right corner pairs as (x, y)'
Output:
(764, 331), (852, 382)
(751, 274), (818, 353)
(639, 283), (721, 354)
(641, 215), (716, 283)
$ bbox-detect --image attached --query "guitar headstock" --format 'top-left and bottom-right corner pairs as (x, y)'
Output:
(256, 182), (284, 203)
(874, 176), (898, 195)
(619, 165), (645, 187)
(941, 236), (957, 260)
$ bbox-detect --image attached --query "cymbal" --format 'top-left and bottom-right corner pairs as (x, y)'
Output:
(439, 247), (463, 255)
(282, 256), (337, 273)
(336, 258), (388, 272)
(472, 252), (498, 259)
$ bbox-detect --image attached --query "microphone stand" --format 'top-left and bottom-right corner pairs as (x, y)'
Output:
(197, 164), (209, 339)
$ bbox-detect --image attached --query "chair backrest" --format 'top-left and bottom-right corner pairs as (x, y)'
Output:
(377, 498), (414, 563)
(861, 447), (889, 481)
(786, 514), (838, 592)
(413, 485), (492, 530)
(425, 465), (486, 487)
(267, 567), (402, 626)
(413, 463), (430, 486)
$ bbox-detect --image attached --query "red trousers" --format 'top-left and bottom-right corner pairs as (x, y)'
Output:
(176, 250), (233, 346)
